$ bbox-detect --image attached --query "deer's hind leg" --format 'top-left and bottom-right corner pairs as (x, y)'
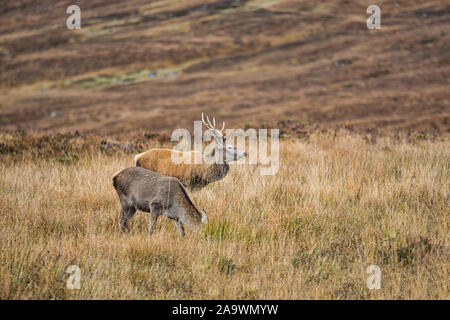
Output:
(119, 200), (137, 233)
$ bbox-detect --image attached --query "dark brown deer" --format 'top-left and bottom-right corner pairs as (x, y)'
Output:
(113, 167), (207, 236)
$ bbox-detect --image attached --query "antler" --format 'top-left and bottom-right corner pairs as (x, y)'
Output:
(201, 112), (225, 137)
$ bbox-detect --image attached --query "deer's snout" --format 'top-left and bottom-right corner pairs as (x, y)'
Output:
(238, 150), (247, 160)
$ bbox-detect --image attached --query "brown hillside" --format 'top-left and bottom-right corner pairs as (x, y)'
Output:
(0, 0), (449, 135)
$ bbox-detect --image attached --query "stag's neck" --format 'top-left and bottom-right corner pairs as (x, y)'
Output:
(206, 162), (229, 182)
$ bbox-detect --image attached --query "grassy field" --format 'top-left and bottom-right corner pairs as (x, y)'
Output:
(0, 131), (448, 299)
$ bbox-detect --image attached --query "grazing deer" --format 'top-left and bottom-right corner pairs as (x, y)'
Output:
(134, 113), (246, 190)
(113, 167), (207, 236)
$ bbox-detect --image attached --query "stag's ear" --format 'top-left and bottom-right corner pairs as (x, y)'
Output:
(219, 129), (227, 143)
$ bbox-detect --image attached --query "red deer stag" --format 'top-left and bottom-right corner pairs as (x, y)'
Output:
(134, 113), (246, 190)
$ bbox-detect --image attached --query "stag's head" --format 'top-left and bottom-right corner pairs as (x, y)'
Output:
(202, 112), (247, 163)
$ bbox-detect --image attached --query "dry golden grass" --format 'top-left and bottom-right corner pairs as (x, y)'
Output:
(0, 131), (448, 299)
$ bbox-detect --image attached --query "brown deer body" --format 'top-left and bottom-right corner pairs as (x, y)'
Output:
(135, 148), (230, 190)
(113, 166), (207, 236)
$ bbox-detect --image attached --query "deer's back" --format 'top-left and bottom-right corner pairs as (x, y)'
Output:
(113, 167), (177, 199)
(135, 149), (206, 181)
